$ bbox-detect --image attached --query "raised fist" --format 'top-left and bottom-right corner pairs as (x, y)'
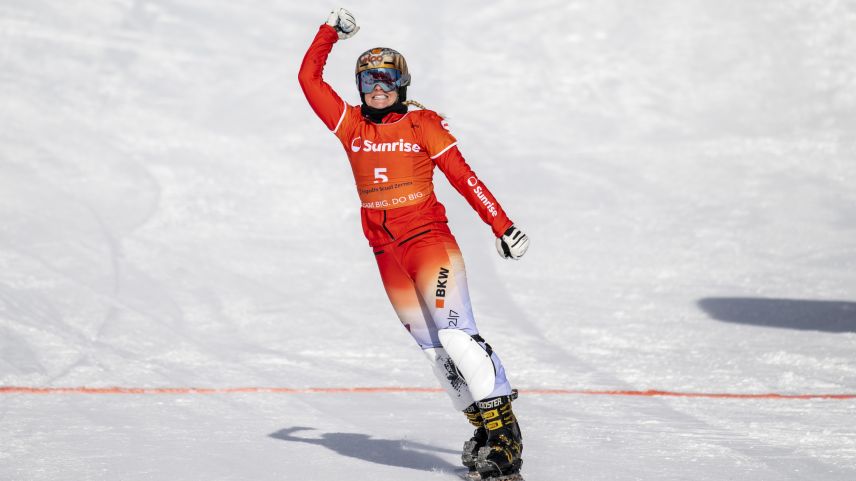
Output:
(326, 8), (359, 40)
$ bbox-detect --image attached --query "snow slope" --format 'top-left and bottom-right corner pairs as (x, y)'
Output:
(2, 1), (855, 480)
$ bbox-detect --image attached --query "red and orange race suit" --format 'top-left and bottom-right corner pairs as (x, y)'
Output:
(298, 24), (513, 248)
(298, 24), (516, 403)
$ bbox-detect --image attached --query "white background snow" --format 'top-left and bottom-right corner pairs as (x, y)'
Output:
(2, 1), (855, 480)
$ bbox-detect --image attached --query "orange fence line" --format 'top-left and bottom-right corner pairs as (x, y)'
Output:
(1, 386), (854, 399)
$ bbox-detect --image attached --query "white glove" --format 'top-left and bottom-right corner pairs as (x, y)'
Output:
(496, 225), (530, 260)
(326, 8), (359, 39)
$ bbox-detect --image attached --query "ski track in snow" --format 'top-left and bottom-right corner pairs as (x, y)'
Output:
(2, 1), (856, 480)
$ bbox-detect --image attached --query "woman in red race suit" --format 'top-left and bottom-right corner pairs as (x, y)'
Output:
(298, 9), (530, 480)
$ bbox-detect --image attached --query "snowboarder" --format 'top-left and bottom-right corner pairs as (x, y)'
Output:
(298, 8), (530, 480)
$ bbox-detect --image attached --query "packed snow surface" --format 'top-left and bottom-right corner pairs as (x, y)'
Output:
(2, 1), (855, 480)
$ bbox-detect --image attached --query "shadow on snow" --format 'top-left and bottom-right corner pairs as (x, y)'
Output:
(698, 297), (856, 333)
(269, 427), (462, 473)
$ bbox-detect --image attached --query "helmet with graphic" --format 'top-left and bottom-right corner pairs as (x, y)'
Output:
(355, 47), (411, 101)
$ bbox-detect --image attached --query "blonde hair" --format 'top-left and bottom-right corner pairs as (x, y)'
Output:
(403, 99), (446, 119)
(403, 99), (427, 110)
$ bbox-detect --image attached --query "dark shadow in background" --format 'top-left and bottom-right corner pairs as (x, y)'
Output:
(698, 297), (856, 333)
(269, 427), (462, 474)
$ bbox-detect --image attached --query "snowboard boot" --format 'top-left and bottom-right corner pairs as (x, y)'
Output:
(461, 403), (488, 478)
(475, 390), (523, 480)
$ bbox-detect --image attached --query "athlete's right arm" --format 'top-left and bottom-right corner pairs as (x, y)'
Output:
(297, 24), (348, 132)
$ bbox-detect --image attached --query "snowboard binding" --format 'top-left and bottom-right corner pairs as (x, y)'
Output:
(462, 390), (523, 481)
(461, 403), (488, 478)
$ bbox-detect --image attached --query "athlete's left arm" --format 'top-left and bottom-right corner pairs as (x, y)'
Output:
(434, 146), (514, 238)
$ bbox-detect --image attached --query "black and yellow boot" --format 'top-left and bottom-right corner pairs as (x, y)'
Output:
(475, 391), (523, 480)
(462, 403), (488, 479)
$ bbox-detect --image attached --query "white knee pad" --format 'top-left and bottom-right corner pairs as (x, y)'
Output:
(437, 329), (497, 401)
(423, 347), (475, 411)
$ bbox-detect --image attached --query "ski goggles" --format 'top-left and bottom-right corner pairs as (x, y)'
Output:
(357, 68), (405, 94)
